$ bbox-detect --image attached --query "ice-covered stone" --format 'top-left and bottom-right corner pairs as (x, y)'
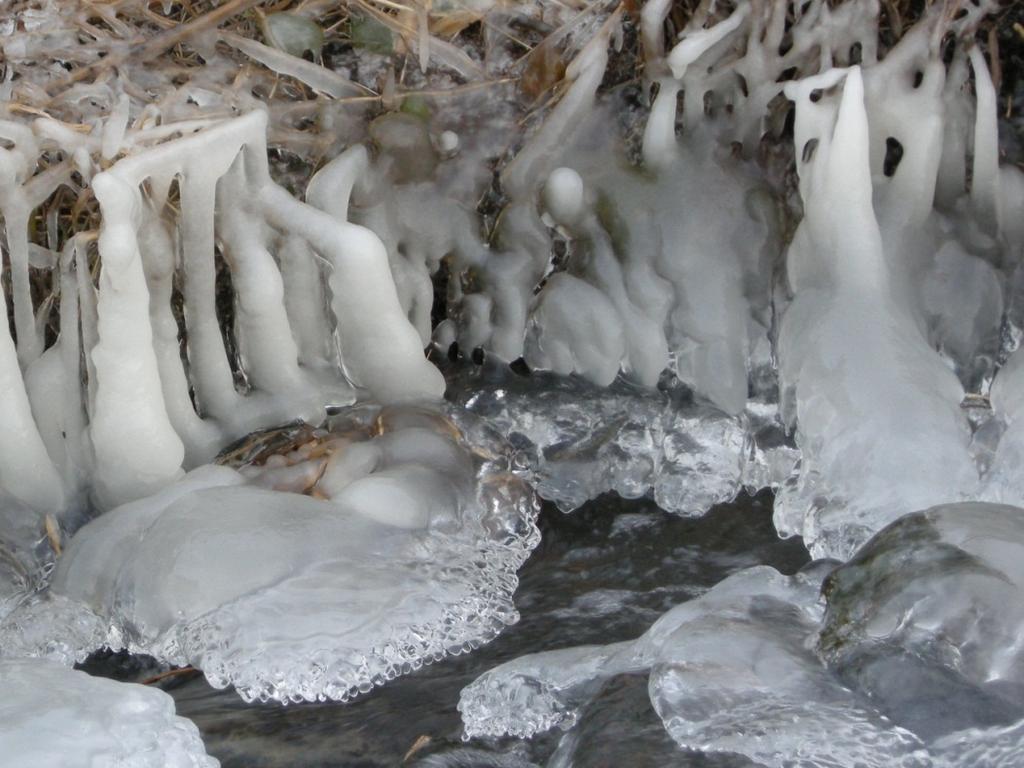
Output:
(0, 657), (217, 767)
(931, 720), (1024, 768)
(461, 563), (934, 767)
(3, 404), (539, 704)
(819, 502), (1024, 738)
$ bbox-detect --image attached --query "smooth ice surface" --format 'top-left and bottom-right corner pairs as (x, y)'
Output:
(0, 657), (217, 767)
(3, 404), (539, 704)
(460, 563), (934, 767)
(820, 502), (1024, 738)
(462, 511), (1024, 766)
(447, 362), (751, 517)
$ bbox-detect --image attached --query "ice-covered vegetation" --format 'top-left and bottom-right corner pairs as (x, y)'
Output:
(0, 0), (1023, 763)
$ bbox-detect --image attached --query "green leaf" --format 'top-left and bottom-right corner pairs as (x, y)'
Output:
(349, 12), (393, 56)
(262, 12), (324, 58)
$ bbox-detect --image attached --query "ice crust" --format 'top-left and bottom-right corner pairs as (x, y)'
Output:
(0, 657), (218, 768)
(1, 404), (539, 704)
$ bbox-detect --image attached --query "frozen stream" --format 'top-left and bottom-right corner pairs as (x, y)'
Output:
(80, 491), (807, 767)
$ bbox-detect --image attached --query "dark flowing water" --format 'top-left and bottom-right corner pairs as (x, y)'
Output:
(82, 491), (808, 767)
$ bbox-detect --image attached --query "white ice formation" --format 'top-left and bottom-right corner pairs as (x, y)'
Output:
(773, 7), (1021, 559)
(1, 404), (538, 703)
(0, 106), (444, 516)
(0, 0), (1022, 763)
(0, 657), (218, 767)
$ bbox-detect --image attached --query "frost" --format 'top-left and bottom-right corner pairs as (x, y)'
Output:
(0, 657), (218, 767)
(4, 404), (539, 704)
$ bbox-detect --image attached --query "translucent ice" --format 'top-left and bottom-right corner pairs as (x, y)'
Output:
(460, 563), (933, 767)
(6, 404), (539, 704)
(820, 502), (1024, 738)
(0, 657), (217, 767)
(447, 363), (748, 517)
(0, 493), (54, 622)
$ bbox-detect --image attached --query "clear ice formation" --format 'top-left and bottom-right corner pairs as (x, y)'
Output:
(461, 503), (1024, 766)
(460, 563), (933, 767)
(0, 657), (218, 768)
(819, 502), (1024, 740)
(447, 362), (755, 516)
(0, 493), (53, 623)
(1, 404), (539, 704)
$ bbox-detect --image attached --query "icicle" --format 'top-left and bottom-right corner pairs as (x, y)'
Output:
(500, 8), (622, 200)
(137, 208), (222, 466)
(968, 46), (1000, 238)
(260, 183), (445, 402)
(90, 171), (185, 508)
(216, 156), (309, 400)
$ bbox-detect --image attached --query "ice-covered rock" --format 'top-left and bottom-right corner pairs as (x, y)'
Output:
(819, 502), (1024, 738)
(460, 563), (936, 768)
(1, 404), (539, 704)
(462, 507), (1024, 765)
(0, 657), (217, 767)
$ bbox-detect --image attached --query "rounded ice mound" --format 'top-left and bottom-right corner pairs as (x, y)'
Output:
(460, 564), (931, 768)
(36, 403), (539, 703)
(0, 657), (217, 767)
(820, 502), (1024, 737)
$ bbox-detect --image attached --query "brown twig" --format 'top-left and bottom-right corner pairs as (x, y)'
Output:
(141, 666), (200, 685)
